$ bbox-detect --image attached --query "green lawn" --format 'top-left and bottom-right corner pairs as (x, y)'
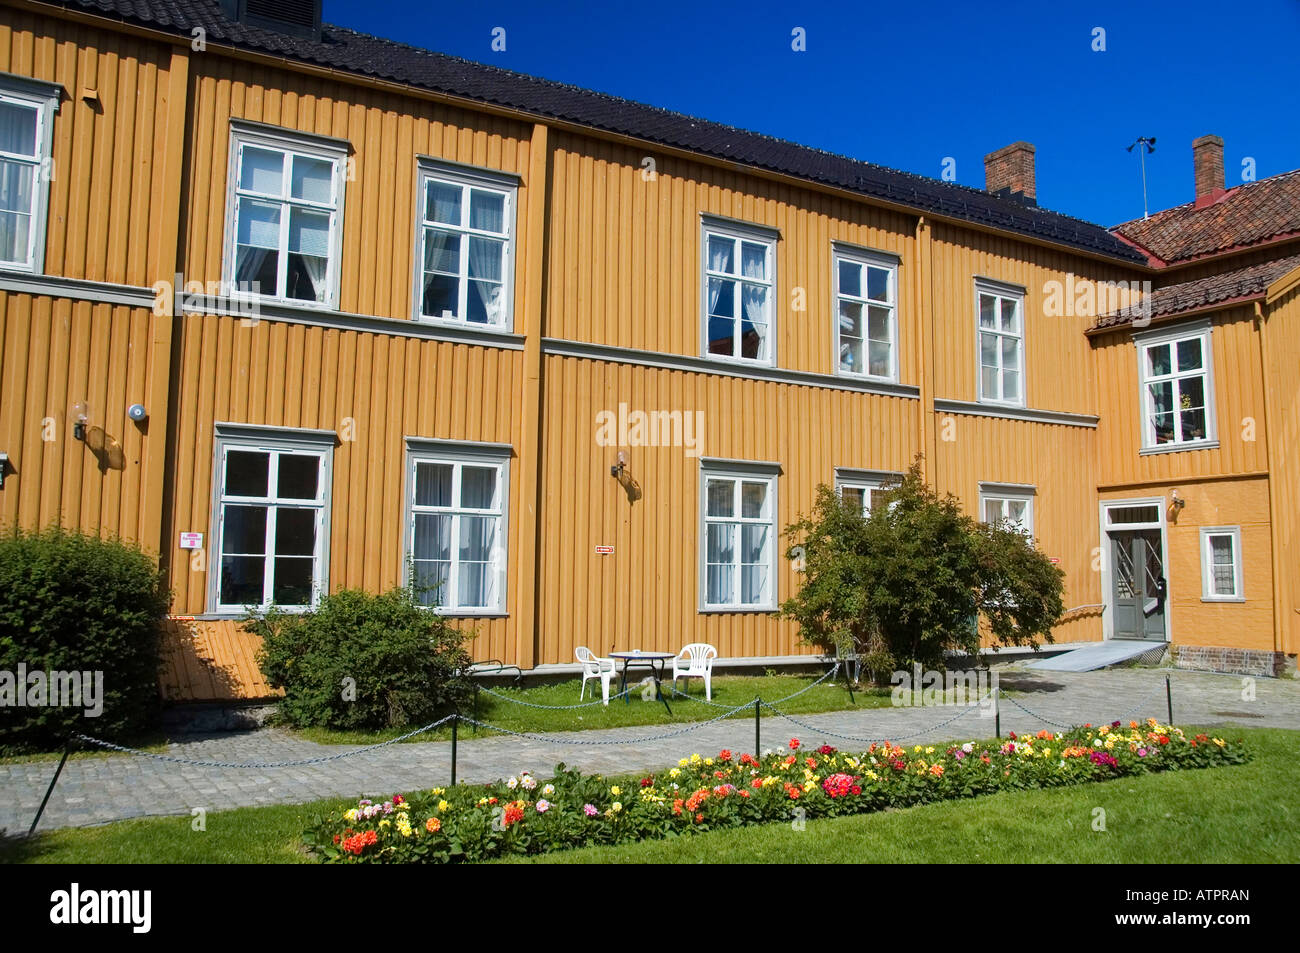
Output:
(4, 726), (1293, 865)
(292, 672), (896, 746)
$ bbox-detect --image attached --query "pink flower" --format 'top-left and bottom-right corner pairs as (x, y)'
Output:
(536, 799), (550, 813)
(583, 804), (598, 817)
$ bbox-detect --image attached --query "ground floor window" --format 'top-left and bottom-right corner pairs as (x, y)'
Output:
(406, 440), (509, 613)
(979, 483), (1035, 538)
(211, 425), (333, 612)
(1200, 526), (1243, 601)
(700, 461), (778, 610)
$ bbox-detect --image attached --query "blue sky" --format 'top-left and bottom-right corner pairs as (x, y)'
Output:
(325, 0), (1300, 226)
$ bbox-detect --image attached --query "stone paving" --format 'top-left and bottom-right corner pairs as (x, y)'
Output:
(3, 666), (1297, 834)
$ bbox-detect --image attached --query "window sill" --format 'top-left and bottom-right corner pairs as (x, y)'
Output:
(432, 611), (509, 619)
(1139, 440), (1219, 456)
(701, 352), (776, 370)
(416, 314), (513, 334)
(697, 605), (777, 614)
(836, 369), (899, 386)
(1200, 596), (1245, 604)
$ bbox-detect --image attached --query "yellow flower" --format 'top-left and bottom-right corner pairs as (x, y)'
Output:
(610, 786), (621, 796)
(431, 787), (445, 796)
(669, 768), (681, 778)
(690, 753), (702, 764)
(611, 802), (623, 813)
(924, 746), (935, 754)
(802, 780), (816, 792)
(1213, 738), (1226, 747)
(1042, 748), (1051, 757)
(678, 758), (689, 767)
(913, 745), (923, 753)
(437, 799), (450, 812)
(379, 819), (391, 829)
(704, 758), (714, 766)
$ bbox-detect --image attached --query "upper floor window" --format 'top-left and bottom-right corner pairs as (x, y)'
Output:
(702, 215), (776, 365)
(1137, 322), (1216, 450)
(415, 159), (517, 327)
(224, 120), (347, 307)
(979, 483), (1034, 538)
(835, 468), (901, 516)
(0, 74), (59, 273)
(406, 440), (510, 614)
(211, 424), (334, 614)
(835, 246), (897, 380)
(700, 460), (779, 610)
(976, 280), (1024, 405)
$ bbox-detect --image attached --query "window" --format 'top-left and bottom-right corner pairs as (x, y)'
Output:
(1138, 322), (1216, 450)
(702, 216), (776, 364)
(700, 462), (779, 610)
(835, 246), (897, 380)
(979, 483), (1035, 537)
(211, 425), (333, 613)
(224, 120), (347, 306)
(414, 160), (517, 327)
(1200, 527), (1243, 601)
(835, 468), (901, 516)
(406, 441), (510, 614)
(0, 74), (59, 273)
(976, 281), (1024, 404)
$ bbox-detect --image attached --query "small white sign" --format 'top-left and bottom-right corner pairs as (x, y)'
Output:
(179, 532), (203, 550)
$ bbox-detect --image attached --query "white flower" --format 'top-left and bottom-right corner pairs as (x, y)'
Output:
(961, 743), (973, 754)
(506, 776), (519, 789)
(522, 776), (538, 791)
(1094, 739), (1103, 747)
(542, 784), (555, 796)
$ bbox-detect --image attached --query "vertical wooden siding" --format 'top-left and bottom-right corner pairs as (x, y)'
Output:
(1092, 306), (1268, 487)
(1261, 284), (1300, 654)
(0, 11), (180, 286)
(0, 294), (160, 543)
(166, 314), (525, 664)
(181, 58), (534, 318)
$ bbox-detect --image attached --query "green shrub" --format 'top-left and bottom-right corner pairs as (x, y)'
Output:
(0, 528), (168, 754)
(781, 461), (1064, 681)
(249, 586), (474, 730)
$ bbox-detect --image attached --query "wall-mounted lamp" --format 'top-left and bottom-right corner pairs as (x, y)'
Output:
(610, 450), (627, 479)
(71, 401), (89, 441)
(0, 452), (8, 490)
(1168, 489), (1186, 520)
(610, 450), (642, 502)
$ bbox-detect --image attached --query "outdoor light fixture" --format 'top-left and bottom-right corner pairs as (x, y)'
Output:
(71, 401), (89, 441)
(610, 450), (627, 479)
(0, 452), (8, 490)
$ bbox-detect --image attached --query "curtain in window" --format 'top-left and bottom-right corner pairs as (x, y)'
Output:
(412, 514), (451, 606)
(458, 516), (496, 607)
(708, 240), (731, 314)
(467, 236), (502, 323)
(740, 247), (767, 357)
(0, 102), (36, 264)
(289, 208), (330, 302)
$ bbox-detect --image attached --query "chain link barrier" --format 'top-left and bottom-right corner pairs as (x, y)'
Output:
(758, 695), (991, 744)
(475, 684), (633, 709)
(999, 680), (1168, 732)
(458, 700), (756, 746)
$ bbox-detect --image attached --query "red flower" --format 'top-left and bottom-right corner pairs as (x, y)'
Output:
(788, 738), (801, 750)
(805, 757), (817, 769)
(817, 744), (836, 755)
(425, 816), (441, 833)
(739, 790), (751, 798)
(1008, 732), (1017, 740)
(392, 794), (404, 805)
(502, 803), (525, 827)
(333, 834), (341, 844)
(718, 749), (733, 761)
(850, 785), (862, 796)
(640, 776), (654, 787)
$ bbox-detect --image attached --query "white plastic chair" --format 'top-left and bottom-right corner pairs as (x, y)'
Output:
(575, 646), (615, 705)
(671, 643), (718, 700)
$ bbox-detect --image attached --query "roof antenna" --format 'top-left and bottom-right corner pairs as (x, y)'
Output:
(1126, 137), (1157, 219)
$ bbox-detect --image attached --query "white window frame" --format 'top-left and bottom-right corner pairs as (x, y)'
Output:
(208, 423), (335, 615)
(1135, 320), (1218, 453)
(0, 73), (60, 274)
(411, 157), (519, 329)
(1200, 526), (1244, 602)
(979, 482), (1035, 538)
(404, 438), (511, 616)
(834, 467), (902, 516)
(222, 119), (348, 309)
(975, 279), (1026, 407)
(833, 244), (899, 382)
(700, 214), (778, 367)
(699, 459), (780, 612)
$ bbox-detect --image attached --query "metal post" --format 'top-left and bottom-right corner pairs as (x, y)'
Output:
(450, 715), (458, 786)
(29, 735), (75, 836)
(472, 683), (480, 736)
(842, 663), (855, 705)
(1166, 675), (1173, 725)
(994, 687), (1001, 739)
(754, 698), (760, 756)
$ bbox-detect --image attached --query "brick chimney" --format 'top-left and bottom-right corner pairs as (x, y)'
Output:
(984, 142), (1036, 205)
(1193, 134), (1225, 207)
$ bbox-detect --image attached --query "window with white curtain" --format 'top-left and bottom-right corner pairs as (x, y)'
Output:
(211, 426), (334, 613)
(1137, 321), (1216, 450)
(702, 216), (776, 364)
(0, 75), (59, 273)
(407, 442), (509, 614)
(979, 484), (1035, 538)
(700, 461), (779, 610)
(224, 121), (347, 306)
(1200, 526), (1243, 601)
(976, 280), (1025, 405)
(414, 159), (517, 327)
(835, 469), (902, 516)
(835, 246), (897, 380)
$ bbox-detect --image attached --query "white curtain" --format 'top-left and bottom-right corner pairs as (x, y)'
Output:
(290, 209), (330, 302)
(467, 237), (502, 323)
(412, 514), (451, 605)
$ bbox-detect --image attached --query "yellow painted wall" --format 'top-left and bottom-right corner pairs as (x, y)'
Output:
(1262, 280), (1300, 655)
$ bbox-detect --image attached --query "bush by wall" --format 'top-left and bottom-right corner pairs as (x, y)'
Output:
(250, 586), (474, 730)
(0, 528), (168, 754)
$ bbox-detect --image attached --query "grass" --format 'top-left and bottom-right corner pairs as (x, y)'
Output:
(290, 672), (898, 746)
(0, 730), (170, 765)
(4, 725), (1293, 865)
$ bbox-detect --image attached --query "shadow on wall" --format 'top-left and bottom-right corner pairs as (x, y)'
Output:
(158, 619), (278, 704)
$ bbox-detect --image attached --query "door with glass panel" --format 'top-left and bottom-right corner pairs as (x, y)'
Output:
(1109, 528), (1167, 641)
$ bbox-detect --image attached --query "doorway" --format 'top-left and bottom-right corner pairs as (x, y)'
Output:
(1101, 500), (1169, 642)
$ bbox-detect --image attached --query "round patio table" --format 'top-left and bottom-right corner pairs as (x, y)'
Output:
(609, 651), (675, 714)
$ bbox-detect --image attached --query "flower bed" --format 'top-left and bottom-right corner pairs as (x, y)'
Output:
(302, 721), (1247, 864)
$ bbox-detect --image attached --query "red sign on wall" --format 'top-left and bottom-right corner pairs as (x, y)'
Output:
(595, 546), (614, 555)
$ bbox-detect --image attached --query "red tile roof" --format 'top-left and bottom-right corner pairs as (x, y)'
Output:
(1089, 253), (1300, 332)
(1112, 169), (1300, 265)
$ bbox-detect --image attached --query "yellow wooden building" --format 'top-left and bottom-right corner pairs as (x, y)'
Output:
(0, 0), (1294, 702)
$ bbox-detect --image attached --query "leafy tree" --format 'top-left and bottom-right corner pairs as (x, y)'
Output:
(781, 462), (1062, 682)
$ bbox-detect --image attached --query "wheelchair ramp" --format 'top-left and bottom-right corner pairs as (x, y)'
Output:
(1024, 640), (1165, 672)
